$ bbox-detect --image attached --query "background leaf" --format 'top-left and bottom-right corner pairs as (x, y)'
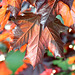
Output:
(53, 58), (73, 70)
(5, 50), (25, 74)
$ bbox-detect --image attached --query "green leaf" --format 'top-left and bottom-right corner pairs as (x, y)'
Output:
(56, 72), (72, 75)
(64, 49), (67, 53)
(47, 50), (53, 57)
(53, 58), (73, 70)
(0, 42), (7, 53)
(5, 50), (25, 74)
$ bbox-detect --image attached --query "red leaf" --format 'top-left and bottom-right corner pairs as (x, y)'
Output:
(26, 24), (45, 67)
(35, 0), (56, 27)
(41, 26), (64, 57)
(10, 13), (41, 50)
(72, 72), (75, 75)
(36, 0), (75, 27)
(7, 0), (23, 17)
(1, 11), (10, 30)
(68, 56), (75, 64)
(0, 31), (10, 41)
(2, 41), (10, 48)
(20, 44), (27, 52)
(10, 12), (68, 67)
(59, 0), (74, 9)
(8, 0), (69, 67)
(10, 13), (45, 67)
(0, 62), (12, 75)
(55, 0), (75, 27)
(0, 6), (7, 30)
(0, 22), (16, 42)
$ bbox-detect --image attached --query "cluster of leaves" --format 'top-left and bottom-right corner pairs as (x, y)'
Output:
(0, 0), (75, 75)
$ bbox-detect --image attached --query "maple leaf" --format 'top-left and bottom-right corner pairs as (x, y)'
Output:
(10, 13), (46, 67)
(35, 0), (68, 57)
(10, 11), (67, 67)
(1, 0), (68, 67)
